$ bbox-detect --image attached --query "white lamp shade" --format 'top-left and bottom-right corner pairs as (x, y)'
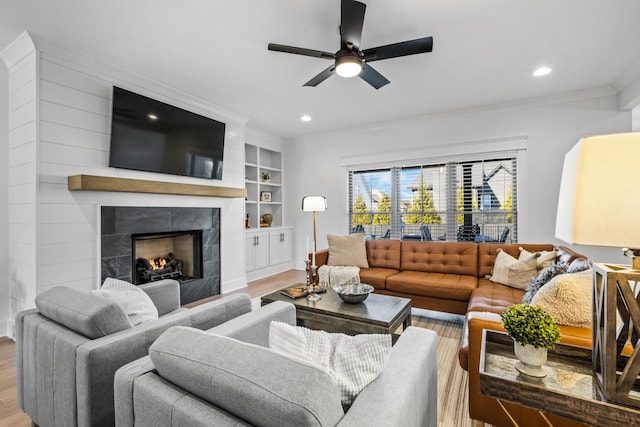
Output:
(302, 195), (327, 212)
(555, 132), (640, 248)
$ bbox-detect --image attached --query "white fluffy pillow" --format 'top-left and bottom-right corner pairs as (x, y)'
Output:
(519, 247), (557, 268)
(269, 321), (390, 407)
(531, 270), (592, 327)
(490, 249), (539, 290)
(327, 234), (369, 268)
(91, 278), (159, 326)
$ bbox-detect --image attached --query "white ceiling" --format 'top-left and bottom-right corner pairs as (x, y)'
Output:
(2, 0), (640, 139)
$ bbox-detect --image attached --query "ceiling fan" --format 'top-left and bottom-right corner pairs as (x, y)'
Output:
(268, 0), (433, 89)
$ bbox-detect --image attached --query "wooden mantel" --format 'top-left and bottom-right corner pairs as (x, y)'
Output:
(68, 175), (247, 198)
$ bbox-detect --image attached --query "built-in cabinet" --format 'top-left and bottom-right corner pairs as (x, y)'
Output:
(245, 143), (293, 280)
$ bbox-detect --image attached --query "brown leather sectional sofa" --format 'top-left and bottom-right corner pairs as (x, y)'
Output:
(315, 239), (591, 427)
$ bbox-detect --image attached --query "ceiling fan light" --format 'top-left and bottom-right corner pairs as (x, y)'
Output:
(335, 56), (362, 78)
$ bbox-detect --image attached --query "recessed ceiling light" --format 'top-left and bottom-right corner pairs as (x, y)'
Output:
(300, 115), (312, 122)
(148, 114), (158, 120)
(532, 67), (552, 77)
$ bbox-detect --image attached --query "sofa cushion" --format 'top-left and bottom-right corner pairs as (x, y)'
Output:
(365, 239), (401, 270)
(531, 270), (593, 327)
(269, 322), (391, 407)
(91, 278), (159, 326)
(35, 286), (132, 339)
(327, 233), (369, 268)
(489, 249), (539, 290)
(467, 280), (525, 315)
(149, 326), (345, 427)
(400, 241), (478, 276)
(359, 267), (399, 290)
(386, 271), (477, 302)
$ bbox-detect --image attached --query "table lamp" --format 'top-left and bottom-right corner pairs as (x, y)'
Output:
(555, 132), (640, 407)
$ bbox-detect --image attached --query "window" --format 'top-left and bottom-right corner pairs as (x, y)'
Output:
(348, 157), (517, 243)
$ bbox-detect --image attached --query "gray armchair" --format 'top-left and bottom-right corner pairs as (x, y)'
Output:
(15, 280), (253, 427)
(114, 301), (439, 427)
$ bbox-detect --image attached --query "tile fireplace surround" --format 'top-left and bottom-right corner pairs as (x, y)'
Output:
(100, 206), (221, 304)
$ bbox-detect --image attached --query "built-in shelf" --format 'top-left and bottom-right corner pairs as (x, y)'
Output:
(68, 175), (247, 198)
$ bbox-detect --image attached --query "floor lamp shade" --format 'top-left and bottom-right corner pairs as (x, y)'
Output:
(302, 195), (327, 212)
(555, 132), (640, 250)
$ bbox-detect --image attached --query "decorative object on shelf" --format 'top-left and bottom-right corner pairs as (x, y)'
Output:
(333, 283), (374, 304)
(260, 191), (272, 202)
(261, 172), (271, 182)
(501, 304), (560, 378)
(261, 213), (273, 227)
(555, 132), (640, 407)
(245, 213), (250, 229)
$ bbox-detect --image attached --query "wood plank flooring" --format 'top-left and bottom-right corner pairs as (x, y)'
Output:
(0, 269), (473, 427)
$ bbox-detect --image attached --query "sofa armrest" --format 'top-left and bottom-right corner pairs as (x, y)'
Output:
(314, 249), (329, 267)
(338, 327), (438, 427)
(114, 355), (156, 427)
(139, 279), (181, 316)
(207, 300), (296, 347)
(458, 311), (504, 371)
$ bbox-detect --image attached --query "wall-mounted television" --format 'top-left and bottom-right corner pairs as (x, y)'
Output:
(109, 86), (225, 180)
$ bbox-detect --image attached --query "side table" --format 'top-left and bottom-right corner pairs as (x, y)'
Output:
(479, 330), (640, 427)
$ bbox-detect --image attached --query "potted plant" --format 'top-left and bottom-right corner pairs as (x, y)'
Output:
(501, 303), (561, 377)
(261, 172), (270, 182)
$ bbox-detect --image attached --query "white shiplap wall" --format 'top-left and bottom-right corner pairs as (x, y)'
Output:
(1, 32), (252, 336)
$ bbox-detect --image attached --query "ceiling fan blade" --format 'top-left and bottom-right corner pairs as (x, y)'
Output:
(268, 43), (334, 60)
(359, 63), (390, 89)
(303, 65), (336, 87)
(340, 0), (366, 49)
(363, 36), (433, 62)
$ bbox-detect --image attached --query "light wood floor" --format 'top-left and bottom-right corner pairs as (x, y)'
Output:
(0, 269), (472, 427)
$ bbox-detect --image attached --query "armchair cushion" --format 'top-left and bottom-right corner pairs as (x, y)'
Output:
(269, 321), (391, 407)
(91, 277), (159, 326)
(35, 286), (131, 339)
(149, 326), (345, 427)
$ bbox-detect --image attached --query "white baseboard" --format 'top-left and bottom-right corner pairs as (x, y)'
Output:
(0, 319), (13, 340)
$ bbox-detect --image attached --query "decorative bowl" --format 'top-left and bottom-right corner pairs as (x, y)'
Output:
(333, 283), (374, 304)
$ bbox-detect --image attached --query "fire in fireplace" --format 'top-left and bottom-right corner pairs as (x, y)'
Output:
(132, 230), (203, 285)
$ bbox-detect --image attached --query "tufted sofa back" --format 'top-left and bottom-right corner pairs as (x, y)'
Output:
(366, 239), (401, 269)
(400, 241), (478, 276)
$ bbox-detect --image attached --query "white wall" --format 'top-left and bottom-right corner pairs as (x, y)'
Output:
(285, 88), (632, 267)
(0, 61), (9, 336)
(0, 32), (252, 337)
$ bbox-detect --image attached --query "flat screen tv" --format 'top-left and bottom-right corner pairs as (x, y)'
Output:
(109, 86), (225, 180)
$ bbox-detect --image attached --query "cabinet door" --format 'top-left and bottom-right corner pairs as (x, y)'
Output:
(269, 229), (293, 265)
(254, 233), (269, 270)
(246, 232), (269, 272)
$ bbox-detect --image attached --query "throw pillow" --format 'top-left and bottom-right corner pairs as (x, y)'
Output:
(531, 269), (592, 327)
(490, 249), (539, 290)
(519, 247), (557, 268)
(327, 233), (369, 268)
(269, 321), (391, 407)
(522, 262), (568, 304)
(91, 277), (159, 326)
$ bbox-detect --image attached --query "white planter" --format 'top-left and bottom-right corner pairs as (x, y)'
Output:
(514, 341), (547, 378)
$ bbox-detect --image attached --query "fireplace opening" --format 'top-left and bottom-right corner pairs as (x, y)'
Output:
(132, 230), (203, 284)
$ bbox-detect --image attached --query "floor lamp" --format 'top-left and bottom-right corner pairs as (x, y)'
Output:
(302, 195), (327, 298)
(555, 132), (640, 407)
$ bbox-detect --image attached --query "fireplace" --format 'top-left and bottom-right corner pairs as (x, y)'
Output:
(132, 230), (203, 284)
(101, 207), (220, 304)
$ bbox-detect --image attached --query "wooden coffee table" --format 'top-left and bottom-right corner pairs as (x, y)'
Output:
(261, 284), (412, 338)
